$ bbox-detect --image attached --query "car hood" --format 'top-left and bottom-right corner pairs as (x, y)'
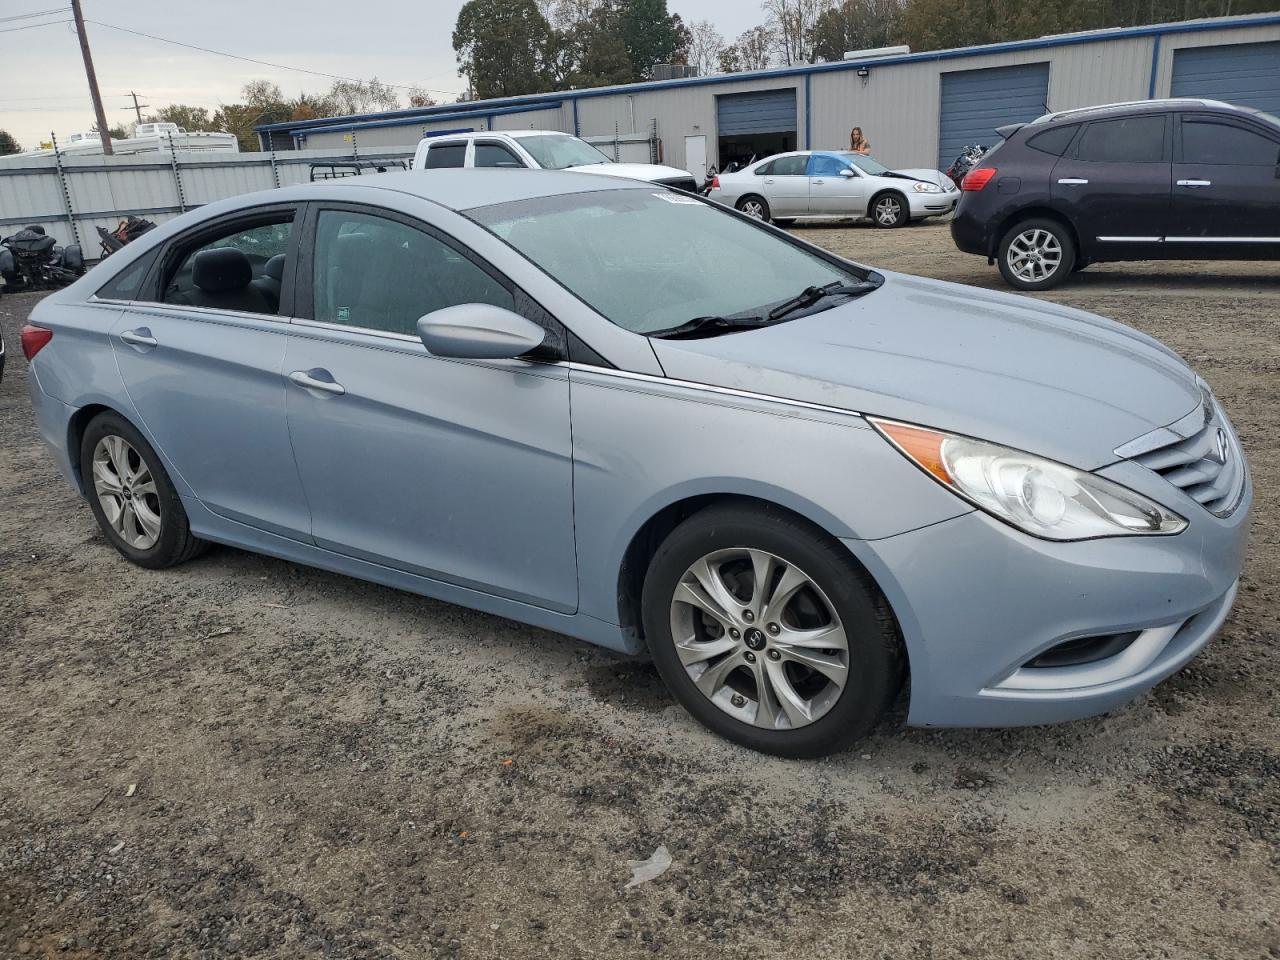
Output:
(650, 271), (1201, 470)
(570, 162), (694, 182)
(889, 167), (956, 189)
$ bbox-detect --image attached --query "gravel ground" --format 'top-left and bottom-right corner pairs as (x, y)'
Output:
(1, 222), (1277, 960)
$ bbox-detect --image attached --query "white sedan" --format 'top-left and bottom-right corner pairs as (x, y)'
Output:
(709, 151), (960, 227)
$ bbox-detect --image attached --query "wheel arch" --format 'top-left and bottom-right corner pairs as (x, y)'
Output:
(992, 206), (1081, 259)
(868, 188), (909, 223)
(66, 402), (119, 494)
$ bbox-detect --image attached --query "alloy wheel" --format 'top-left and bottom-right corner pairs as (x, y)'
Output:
(1006, 228), (1063, 284)
(668, 548), (849, 730)
(92, 435), (162, 550)
(740, 199), (766, 220)
(874, 196), (901, 226)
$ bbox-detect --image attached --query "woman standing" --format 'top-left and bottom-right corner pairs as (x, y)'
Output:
(849, 127), (871, 155)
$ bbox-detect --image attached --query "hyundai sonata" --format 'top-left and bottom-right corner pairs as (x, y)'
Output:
(22, 170), (1250, 757)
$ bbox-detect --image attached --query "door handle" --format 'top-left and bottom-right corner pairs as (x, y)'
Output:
(288, 370), (346, 396)
(1176, 179), (1212, 188)
(119, 328), (158, 349)
(764, 178), (775, 184)
(1057, 178), (1089, 185)
(812, 178), (825, 184)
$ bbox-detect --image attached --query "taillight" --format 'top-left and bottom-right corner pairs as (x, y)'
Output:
(20, 324), (53, 360)
(710, 175), (720, 190)
(961, 167), (997, 191)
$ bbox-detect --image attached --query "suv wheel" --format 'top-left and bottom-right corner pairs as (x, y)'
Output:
(998, 219), (1075, 291)
(641, 504), (903, 758)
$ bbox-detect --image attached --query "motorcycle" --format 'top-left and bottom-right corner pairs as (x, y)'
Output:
(0, 225), (84, 293)
(97, 215), (156, 258)
(945, 144), (987, 188)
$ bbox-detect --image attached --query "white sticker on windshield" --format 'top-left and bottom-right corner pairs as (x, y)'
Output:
(653, 192), (704, 205)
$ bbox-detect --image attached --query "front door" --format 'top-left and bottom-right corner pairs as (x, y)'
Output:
(1169, 112), (1280, 246)
(109, 209), (312, 540)
(283, 205), (578, 612)
(806, 153), (868, 216)
(1051, 113), (1172, 250)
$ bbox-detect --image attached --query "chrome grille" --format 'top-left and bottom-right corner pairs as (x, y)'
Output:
(1115, 386), (1246, 517)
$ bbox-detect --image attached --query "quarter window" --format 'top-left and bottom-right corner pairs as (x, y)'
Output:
(753, 160), (774, 175)
(162, 217), (293, 315)
(311, 210), (513, 336)
(1026, 124), (1078, 157)
(1076, 116), (1165, 163)
(423, 143), (466, 168)
(474, 142), (525, 168)
(1181, 119), (1280, 165)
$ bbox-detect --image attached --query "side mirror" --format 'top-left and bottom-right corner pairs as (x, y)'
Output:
(417, 303), (546, 360)
(840, 168), (856, 178)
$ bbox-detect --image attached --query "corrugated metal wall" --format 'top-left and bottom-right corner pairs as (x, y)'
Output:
(1153, 23), (1280, 99)
(937, 62), (1051, 167)
(1168, 37), (1280, 114)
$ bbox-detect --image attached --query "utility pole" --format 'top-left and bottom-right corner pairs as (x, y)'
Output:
(70, 0), (113, 155)
(122, 91), (149, 125)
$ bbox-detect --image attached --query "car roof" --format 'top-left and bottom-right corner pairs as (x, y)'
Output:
(424, 129), (567, 142)
(314, 168), (651, 211)
(1028, 97), (1238, 126)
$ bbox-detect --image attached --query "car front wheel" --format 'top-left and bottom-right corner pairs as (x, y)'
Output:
(736, 195), (771, 223)
(997, 218), (1076, 290)
(871, 193), (907, 228)
(641, 505), (903, 757)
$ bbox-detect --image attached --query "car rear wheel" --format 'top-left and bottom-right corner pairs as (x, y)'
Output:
(736, 195), (771, 223)
(871, 192), (907, 228)
(641, 504), (903, 757)
(998, 218), (1075, 291)
(80, 411), (208, 569)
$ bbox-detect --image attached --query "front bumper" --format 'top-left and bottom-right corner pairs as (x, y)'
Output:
(908, 191), (959, 218)
(844, 474), (1251, 727)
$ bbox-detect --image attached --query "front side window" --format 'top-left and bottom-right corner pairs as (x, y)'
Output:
(513, 134), (611, 170)
(423, 143), (466, 169)
(1076, 116), (1165, 163)
(1180, 119), (1280, 165)
(311, 209), (513, 337)
(162, 217), (293, 315)
(771, 155), (808, 176)
(468, 189), (861, 335)
(808, 154), (850, 177)
(474, 141), (526, 168)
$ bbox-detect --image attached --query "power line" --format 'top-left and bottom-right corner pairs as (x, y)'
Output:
(0, 17), (71, 34)
(85, 20), (460, 96)
(0, 7), (64, 23)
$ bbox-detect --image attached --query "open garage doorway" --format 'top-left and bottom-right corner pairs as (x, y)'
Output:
(716, 89), (797, 171)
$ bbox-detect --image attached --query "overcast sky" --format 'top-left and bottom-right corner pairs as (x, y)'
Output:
(0, 0), (763, 149)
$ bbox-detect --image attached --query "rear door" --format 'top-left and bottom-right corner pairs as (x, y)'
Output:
(761, 154), (810, 217)
(108, 206), (312, 540)
(806, 153), (868, 216)
(1169, 112), (1280, 246)
(1050, 113), (1171, 251)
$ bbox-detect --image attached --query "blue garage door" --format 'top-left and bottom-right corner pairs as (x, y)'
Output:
(1171, 41), (1280, 117)
(717, 89), (798, 136)
(938, 62), (1051, 168)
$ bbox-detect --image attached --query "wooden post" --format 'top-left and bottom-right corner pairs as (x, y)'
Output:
(71, 0), (113, 155)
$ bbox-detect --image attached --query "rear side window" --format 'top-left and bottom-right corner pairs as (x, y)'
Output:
(1026, 124), (1078, 157)
(423, 143), (466, 169)
(1076, 116), (1165, 163)
(161, 218), (293, 315)
(753, 160), (774, 175)
(474, 142), (525, 168)
(772, 155), (808, 176)
(1181, 119), (1280, 165)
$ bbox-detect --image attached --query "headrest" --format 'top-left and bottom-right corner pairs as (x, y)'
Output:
(263, 253), (286, 282)
(192, 247), (251, 292)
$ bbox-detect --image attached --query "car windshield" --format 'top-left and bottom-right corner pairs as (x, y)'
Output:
(842, 153), (891, 176)
(467, 189), (865, 334)
(515, 134), (612, 170)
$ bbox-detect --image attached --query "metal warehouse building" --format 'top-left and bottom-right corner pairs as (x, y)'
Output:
(257, 13), (1280, 177)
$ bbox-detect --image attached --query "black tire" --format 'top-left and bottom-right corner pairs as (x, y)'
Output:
(773, 218), (796, 227)
(80, 411), (208, 569)
(641, 504), (904, 758)
(997, 217), (1076, 291)
(735, 195), (771, 223)
(870, 192), (908, 228)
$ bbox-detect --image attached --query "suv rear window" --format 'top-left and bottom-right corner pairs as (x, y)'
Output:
(1076, 116), (1165, 163)
(1026, 124), (1078, 157)
(424, 143), (466, 169)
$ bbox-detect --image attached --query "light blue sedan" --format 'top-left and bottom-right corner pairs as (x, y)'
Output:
(22, 171), (1250, 757)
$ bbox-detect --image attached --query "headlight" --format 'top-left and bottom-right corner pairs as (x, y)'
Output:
(911, 181), (942, 193)
(871, 418), (1187, 540)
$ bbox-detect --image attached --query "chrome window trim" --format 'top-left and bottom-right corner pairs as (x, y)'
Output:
(289, 315), (422, 344)
(88, 295), (293, 325)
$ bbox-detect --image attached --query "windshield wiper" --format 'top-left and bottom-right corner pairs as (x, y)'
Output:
(648, 314), (772, 340)
(767, 279), (881, 322)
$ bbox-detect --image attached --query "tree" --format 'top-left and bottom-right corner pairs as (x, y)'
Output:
(619, 0), (684, 79)
(407, 86), (438, 108)
(454, 0), (554, 99)
(686, 19), (725, 75)
(811, 0), (905, 61)
(0, 130), (20, 155)
(719, 25), (774, 72)
(143, 104), (221, 132)
(90, 121), (129, 139)
(327, 78), (401, 115)
(762, 0), (832, 65)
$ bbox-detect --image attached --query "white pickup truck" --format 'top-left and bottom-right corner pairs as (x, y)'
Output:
(411, 130), (698, 192)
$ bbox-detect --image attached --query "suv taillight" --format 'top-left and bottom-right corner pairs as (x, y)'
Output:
(961, 167), (997, 191)
(20, 324), (53, 360)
